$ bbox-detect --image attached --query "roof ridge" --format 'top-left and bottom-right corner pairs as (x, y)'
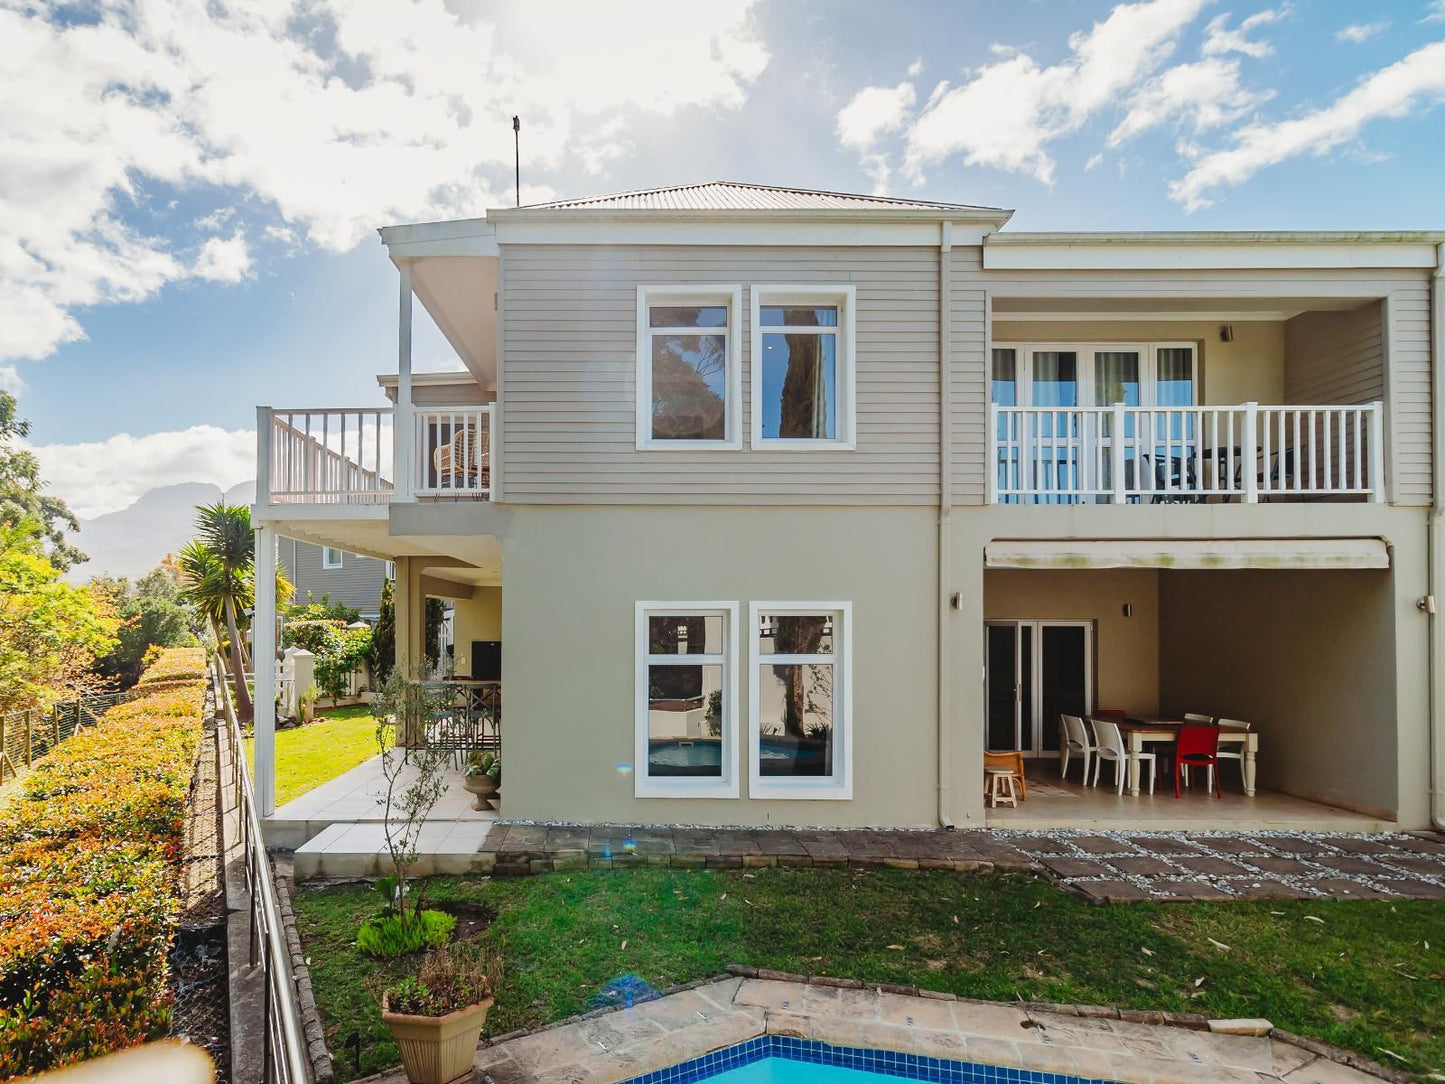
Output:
(521, 179), (1005, 213)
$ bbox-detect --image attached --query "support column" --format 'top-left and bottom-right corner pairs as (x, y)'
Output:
(253, 524), (277, 816)
(394, 259), (415, 500)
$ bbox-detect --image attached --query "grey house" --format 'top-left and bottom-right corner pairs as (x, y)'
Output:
(279, 539), (390, 620)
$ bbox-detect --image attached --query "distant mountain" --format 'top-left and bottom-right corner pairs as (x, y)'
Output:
(68, 480), (256, 582)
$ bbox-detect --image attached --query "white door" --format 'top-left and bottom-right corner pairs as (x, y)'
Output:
(984, 621), (1093, 757)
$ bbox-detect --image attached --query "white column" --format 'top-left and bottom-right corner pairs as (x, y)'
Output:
(254, 524), (278, 816)
(394, 260), (415, 500)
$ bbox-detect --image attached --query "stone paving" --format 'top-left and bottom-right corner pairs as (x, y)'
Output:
(479, 823), (1445, 902)
(360, 975), (1399, 1084)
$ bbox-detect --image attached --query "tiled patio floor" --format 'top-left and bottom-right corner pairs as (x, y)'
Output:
(359, 975), (1395, 1084)
(480, 823), (1445, 902)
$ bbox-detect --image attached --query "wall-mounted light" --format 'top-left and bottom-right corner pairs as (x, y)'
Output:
(1220, 325), (1235, 342)
(1121, 603), (1133, 618)
(950, 592), (965, 611)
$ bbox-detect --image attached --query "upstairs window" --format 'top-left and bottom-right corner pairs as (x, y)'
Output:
(751, 286), (856, 449)
(322, 547), (343, 569)
(636, 286), (741, 449)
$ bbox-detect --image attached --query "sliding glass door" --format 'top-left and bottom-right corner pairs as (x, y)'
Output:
(984, 621), (1093, 756)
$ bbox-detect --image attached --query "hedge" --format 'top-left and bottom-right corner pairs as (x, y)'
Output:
(0, 647), (208, 1077)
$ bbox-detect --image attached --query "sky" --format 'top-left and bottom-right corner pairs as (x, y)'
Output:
(5, 0), (1445, 519)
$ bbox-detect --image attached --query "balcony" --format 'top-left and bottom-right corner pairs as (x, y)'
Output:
(988, 402), (1385, 505)
(258, 404), (494, 506)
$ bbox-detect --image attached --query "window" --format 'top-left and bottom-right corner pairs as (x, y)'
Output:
(989, 342), (1197, 409)
(750, 286), (856, 448)
(384, 560), (396, 579)
(748, 602), (852, 799)
(322, 547), (343, 569)
(634, 603), (739, 798)
(636, 286), (742, 448)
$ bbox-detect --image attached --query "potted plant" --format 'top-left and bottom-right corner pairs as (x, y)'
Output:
(462, 751), (500, 811)
(383, 944), (501, 1084)
(299, 684), (319, 724)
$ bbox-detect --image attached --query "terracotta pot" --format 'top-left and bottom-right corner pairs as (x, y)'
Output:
(462, 773), (498, 811)
(382, 995), (493, 1084)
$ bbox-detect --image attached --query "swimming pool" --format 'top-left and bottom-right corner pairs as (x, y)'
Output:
(617, 1036), (1120, 1084)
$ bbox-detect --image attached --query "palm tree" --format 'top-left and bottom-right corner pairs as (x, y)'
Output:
(179, 502), (291, 720)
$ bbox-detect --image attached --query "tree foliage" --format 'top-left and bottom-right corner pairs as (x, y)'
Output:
(91, 565), (199, 688)
(0, 391), (85, 570)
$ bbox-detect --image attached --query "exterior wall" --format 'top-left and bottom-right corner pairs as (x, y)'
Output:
(498, 244), (941, 505)
(500, 505), (939, 827)
(983, 568), (1161, 714)
(280, 538), (388, 618)
(382, 374), (493, 406)
(451, 588), (502, 678)
(1158, 569), (1398, 819)
(993, 320), (1285, 406)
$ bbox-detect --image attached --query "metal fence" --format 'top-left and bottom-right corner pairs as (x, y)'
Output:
(0, 688), (142, 784)
(213, 655), (313, 1084)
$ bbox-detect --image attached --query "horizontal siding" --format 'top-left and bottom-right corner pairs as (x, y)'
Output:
(1388, 285), (1434, 505)
(500, 245), (941, 505)
(281, 539), (388, 617)
(950, 247), (989, 504)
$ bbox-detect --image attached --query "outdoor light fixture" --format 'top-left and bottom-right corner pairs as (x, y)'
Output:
(1220, 325), (1235, 342)
(1122, 603), (1133, 617)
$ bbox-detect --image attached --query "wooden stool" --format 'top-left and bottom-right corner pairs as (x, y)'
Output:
(985, 767), (1020, 808)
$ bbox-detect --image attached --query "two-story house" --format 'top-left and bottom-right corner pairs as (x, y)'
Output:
(250, 181), (1445, 838)
(279, 538), (391, 621)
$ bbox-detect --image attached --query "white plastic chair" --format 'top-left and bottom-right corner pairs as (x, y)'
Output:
(1059, 714), (1097, 784)
(1183, 712), (1214, 724)
(1215, 717), (1251, 786)
(1092, 717), (1156, 795)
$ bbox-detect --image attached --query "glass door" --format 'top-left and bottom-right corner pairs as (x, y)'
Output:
(984, 622), (1030, 752)
(985, 620), (1092, 756)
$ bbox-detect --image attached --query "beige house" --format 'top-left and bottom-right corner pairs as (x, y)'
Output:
(251, 181), (1445, 837)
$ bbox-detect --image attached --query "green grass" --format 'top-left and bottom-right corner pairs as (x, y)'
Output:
(243, 706), (379, 806)
(295, 869), (1445, 1082)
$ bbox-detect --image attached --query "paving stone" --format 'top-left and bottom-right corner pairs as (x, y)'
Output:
(1308, 878), (1394, 900)
(1070, 878), (1152, 903)
(755, 833), (809, 857)
(716, 832), (762, 856)
(800, 837), (850, 861)
(1194, 836), (1268, 856)
(1040, 856), (1111, 879)
(1377, 854), (1445, 875)
(1008, 836), (1075, 855)
(1370, 878), (1445, 899)
(1174, 855), (1253, 877)
(1147, 878), (1236, 901)
(1244, 855), (1320, 877)
(1071, 835), (1137, 855)
(1264, 837), (1338, 856)
(1125, 836), (1205, 856)
(1324, 837), (1395, 855)
(1312, 856), (1386, 876)
(1224, 879), (1315, 900)
(1108, 855), (1178, 878)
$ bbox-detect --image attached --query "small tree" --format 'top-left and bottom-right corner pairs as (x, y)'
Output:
(370, 669), (449, 923)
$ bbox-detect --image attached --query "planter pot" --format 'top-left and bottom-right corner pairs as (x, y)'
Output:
(382, 995), (493, 1084)
(462, 773), (498, 811)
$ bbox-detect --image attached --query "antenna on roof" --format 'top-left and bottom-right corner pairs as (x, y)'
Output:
(512, 116), (521, 207)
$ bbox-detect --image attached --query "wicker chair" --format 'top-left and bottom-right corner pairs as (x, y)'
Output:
(432, 427), (490, 491)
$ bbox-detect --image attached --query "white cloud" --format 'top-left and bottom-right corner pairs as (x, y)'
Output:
(193, 232), (252, 283)
(1201, 7), (1288, 59)
(1109, 57), (1272, 146)
(1424, 1), (1445, 24)
(1171, 40), (1445, 209)
(902, 0), (1210, 184)
(1336, 21), (1389, 43)
(2, 1), (769, 366)
(0, 366), (22, 395)
(836, 80), (918, 193)
(27, 425), (258, 519)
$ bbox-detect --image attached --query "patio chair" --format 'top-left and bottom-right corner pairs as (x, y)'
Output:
(1174, 724), (1222, 799)
(1214, 717), (1251, 788)
(1059, 714), (1097, 784)
(432, 426), (490, 491)
(1183, 712), (1214, 723)
(1092, 717), (1156, 795)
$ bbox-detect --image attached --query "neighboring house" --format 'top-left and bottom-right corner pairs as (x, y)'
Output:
(278, 538), (391, 620)
(250, 180), (1445, 837)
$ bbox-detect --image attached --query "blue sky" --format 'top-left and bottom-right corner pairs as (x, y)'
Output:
(5, 0), (1444, 516)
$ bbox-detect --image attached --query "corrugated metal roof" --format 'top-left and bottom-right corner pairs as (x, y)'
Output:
(523, 180), (1005, 213)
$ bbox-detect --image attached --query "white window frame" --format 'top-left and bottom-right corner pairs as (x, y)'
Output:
(990, 342), (1199, 408)
(750, 285), (857, 450)
(321, 546), (344, 569)
(636, 285), (743, 450)
(748, 601), (853, 800)
(634, 601), (740, 799)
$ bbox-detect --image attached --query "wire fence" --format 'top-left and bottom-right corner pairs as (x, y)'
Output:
(0, 688), (143, 784)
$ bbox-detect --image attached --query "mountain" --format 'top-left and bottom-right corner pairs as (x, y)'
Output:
(68, 480), (256, 582)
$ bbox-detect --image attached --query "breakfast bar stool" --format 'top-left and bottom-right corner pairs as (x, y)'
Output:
(985, 767), (1020, 808)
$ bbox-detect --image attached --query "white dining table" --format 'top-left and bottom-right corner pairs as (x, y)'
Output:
(1091, 715), (1257, 797)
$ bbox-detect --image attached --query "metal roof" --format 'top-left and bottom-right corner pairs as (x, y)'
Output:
(521, 180), (1006, 214)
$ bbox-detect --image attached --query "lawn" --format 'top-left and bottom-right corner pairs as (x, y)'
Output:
(295, 868), (1445, 1083)
(244, 705), (380, 806)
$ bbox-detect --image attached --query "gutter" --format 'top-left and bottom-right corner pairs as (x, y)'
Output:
(937, 222), (954, 829)
(1431, 242), (1445, 831)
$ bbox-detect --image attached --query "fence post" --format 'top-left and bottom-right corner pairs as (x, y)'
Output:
(1243, 402), (1259, 504)
(23, 712), (31, 768)
(0, 715), (7, 783)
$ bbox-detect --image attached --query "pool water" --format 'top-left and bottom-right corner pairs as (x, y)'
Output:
(618, 1036), (1119, 1084)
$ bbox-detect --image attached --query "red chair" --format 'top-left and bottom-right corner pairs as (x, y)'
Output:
(1174, 724), (1221, 798)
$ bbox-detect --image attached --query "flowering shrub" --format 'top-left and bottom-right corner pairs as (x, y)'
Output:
(0, 647), (207, 1077)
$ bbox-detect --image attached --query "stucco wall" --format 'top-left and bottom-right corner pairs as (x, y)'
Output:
(983, 568), (1161, 714)
(499, 505), (939, 827)
(451, 588), (502, 678)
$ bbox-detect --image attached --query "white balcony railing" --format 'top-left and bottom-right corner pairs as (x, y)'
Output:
(988, 402), (1385, 505)
(258, 404), (494, 505)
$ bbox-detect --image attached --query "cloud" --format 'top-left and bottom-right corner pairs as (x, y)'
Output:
(902, 0), (1210, 185)
(2, 1), (769, 366)
(1201, 8), (1287, 59)
(1424, 1), (1445, 24)
(836, 80), (918, 193)
(1170, 40), (1445, 209)
(27, 425), (258, 519)
(1109, 57), (1272, 146)
(1336, 21), (1389, 43)
(193, 232), (252, 283)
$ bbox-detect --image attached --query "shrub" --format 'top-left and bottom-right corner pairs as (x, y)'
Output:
(356, 911), (456, 958)
(0, 648), (207, 1077)
(384, 944), (500, 1016)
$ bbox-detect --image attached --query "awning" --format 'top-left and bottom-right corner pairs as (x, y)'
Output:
(984, 538), (1390, 571)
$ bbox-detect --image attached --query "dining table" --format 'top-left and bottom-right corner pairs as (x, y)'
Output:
(1092, 715), (1257, 797)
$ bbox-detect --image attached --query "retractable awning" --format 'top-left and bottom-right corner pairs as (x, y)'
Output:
(984, 538), (1390, 571)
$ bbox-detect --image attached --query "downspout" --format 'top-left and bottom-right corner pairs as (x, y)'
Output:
(938, 222), (954, 829)
(1430, 242), (1445, 830)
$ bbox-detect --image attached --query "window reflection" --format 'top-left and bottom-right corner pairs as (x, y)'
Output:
(758, 305), (839, 441)
(757, 663), (833, 777)
(646, 664), (724, 777)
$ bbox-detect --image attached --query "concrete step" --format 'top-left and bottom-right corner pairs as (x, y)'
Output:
(293, 819), (497, 880)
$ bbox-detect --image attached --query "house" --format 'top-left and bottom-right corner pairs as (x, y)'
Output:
(279, 538), (390, 620)
(250, 181), (1445, 837)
